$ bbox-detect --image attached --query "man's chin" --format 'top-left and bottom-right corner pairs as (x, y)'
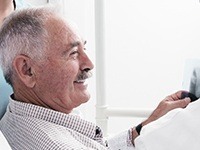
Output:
(82, 93), (90, 103)
(77, 91), (91, 104)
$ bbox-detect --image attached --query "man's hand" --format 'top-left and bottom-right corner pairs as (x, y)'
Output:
(132, 91), (191, 145)
(143, 90), (191, 125)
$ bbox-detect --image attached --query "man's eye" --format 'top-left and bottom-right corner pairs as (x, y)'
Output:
(70, 50), (78, 55)
(70, 50), (79, 60)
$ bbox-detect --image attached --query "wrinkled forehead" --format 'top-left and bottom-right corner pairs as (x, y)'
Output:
(43, 17), (85, 51)
(45, 16), (83, 44)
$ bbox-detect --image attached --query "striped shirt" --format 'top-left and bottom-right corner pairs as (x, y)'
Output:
(0, 98), (135, 150)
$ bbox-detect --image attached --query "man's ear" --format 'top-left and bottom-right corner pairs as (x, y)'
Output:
(13, 55), (36, 88)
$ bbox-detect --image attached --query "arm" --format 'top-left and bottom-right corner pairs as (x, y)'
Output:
(131, 90), (191, 145)
(107, 91), (190, 149)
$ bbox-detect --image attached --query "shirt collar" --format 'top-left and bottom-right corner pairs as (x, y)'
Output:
(8, 97), (99, 140)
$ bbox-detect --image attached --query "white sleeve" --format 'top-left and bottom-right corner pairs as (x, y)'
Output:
(0, 131), (12, 150)
(135, 100), (200, 150)
(107, 130), (136, 150)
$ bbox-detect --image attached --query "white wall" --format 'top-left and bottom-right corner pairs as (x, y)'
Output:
(104, 0), (200, 134)
(27, 0), (200, 135)
(26, 0), (47, 6)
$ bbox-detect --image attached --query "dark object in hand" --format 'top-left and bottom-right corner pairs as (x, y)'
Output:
(181, 91), (198, 102)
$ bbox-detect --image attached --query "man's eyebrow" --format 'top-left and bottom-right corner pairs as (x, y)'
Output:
(70, 41), (80, 48)
(70, 40), (87, 48)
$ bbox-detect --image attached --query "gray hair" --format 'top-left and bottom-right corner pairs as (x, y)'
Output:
(0, 7), (54, 85)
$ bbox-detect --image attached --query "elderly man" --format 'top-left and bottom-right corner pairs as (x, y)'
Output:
(0, 7), (191, 149)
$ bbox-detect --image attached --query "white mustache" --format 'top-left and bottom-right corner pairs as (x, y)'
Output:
(76, 71), (92, 81)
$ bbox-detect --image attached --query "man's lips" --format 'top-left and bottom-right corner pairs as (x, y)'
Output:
(74, 79), (88, 90)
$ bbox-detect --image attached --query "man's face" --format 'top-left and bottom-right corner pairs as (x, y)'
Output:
(34, 17), (94, 113)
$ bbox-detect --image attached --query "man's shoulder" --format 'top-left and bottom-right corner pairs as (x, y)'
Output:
(1, 114), (87, 149)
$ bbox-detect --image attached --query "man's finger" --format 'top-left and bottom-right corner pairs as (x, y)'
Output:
(171, 98), (191, 109)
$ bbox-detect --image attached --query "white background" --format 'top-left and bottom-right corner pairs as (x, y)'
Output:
(27, 0), (200, 135)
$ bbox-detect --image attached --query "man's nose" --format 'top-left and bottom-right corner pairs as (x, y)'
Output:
(80, 53), (94, 71)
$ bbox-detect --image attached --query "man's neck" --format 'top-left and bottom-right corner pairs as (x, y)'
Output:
(0, 0), (14, 11)
(0, 0), (14, 26)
